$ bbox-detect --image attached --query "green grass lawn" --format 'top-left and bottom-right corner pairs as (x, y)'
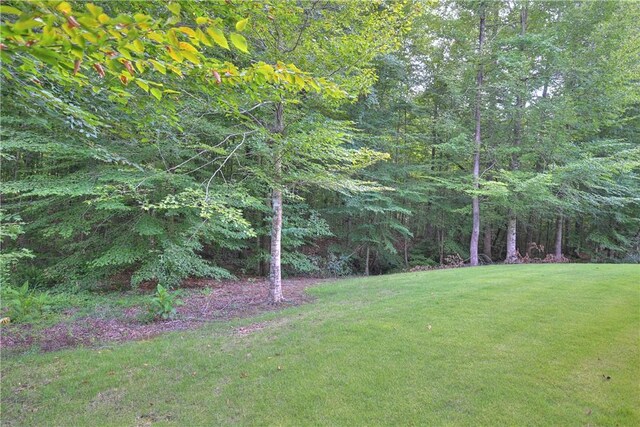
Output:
(2, 264), (639, 426)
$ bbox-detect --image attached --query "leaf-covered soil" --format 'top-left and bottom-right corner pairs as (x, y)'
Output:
(0, 278), (323, 354)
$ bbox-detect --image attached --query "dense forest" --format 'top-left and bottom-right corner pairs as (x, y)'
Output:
(1, 0), (639, 302)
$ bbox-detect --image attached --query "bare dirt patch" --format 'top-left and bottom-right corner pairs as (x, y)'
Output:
(233, 322), (269, 337)
(0, 278), (325, 354)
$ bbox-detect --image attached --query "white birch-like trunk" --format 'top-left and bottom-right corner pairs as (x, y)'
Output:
(505, 214), (518, 263)
(269, 186), (283, 302)
(269, 102), (285, 303)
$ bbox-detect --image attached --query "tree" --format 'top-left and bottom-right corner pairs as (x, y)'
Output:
(0, 0), (350, 289)
(470, 2), (486, 266)
(221, 1), (407, 301)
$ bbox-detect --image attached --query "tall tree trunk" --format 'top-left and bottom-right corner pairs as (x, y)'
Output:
(470, 4), (486, 266)
(431, 104), (438, 171)
(505, 4), (528, 264)
(257, 235), (265, 276)
(564, 216), (570, 257)
(525, 217), (533, 255)
(365, 245), (370, 276)
(505, 216), (518, 263)
(554, 214), (564, 260)
(269, 102), (285, 303)
(403, 237), (409, 268)
(483, 225), (492, 260)
(269, 185), (283, 302)
(545, 220), (551, 250)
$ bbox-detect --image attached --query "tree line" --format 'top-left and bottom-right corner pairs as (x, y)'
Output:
(1, 1), (638, 301)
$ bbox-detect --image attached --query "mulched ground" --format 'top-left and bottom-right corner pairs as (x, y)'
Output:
(0, 278), (324, 354)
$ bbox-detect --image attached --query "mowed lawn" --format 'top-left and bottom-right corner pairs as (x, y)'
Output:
(1, 264), (638, 426)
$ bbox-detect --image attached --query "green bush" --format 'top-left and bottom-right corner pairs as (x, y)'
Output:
(0, 210), (35, 285)
(148, 284), (183, 320)
(1, 282), (51, 323)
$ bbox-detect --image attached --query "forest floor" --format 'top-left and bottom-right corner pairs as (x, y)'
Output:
(2, 264), (639, 426)
(0, 278), (323, 354)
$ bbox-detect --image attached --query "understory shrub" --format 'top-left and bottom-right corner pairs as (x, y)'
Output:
(307, 253), (354, 277)
(1, 282), (51, 323)
(147, 284), (183, 320)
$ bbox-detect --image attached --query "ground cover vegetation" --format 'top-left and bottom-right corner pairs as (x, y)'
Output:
(1, 265), (639, 425)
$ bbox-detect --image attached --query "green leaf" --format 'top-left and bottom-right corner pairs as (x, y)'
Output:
(0, 5), (23, 15)
(130, 39), (145, 54)
(98, 13), (110, 24)
(229, 33), (248, 53)
(178, 42), (198, 53)
(30, 47), (60, 66)
(196, 29), (212, 47)
(149, 60), (166, 74)
(150, 87), (162, 100)
(147, 31), (164, 43)
(167, 2), (181, 16)
(235, 18), (249, 32)
(85, 3), (103, 17)
(118, 47), (133, 61)
(181, 50), (200, 65)
(135, 79), (150, 92)
(178, 27), (196, 37)
(57, 1), (72, 15)
(196, 17), (208, 25)
(14, 18), (43, 32)
(207, 27), (229, 50)
(166, 47), (183, 63)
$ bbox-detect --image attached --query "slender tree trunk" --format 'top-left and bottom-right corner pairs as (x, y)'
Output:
(404, 237), (409, 268)
(365, 246), (370, 276)
(505, 4), (528, 264)
(564, 216), (570, 257)
(545, 220), (551, 250)
(269, 185), (283, 302)
(269, 102), (285, 303)
(493, 226), (502, 258)
(483, 225), (492, 260)
(525, 217), (533, 255)
(505, 216), (518, 263)
(470, 4), (486, 266)
(554, 214), (564, 260)
(431, 104), (438, 171)
(257, 235), (265, 276)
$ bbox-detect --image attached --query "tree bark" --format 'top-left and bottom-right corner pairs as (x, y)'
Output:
(403, 237), (409, 268)
(269, 102), (285, 303)
(554, 214), (564, 260)
(269, 185), (283, 302)
(505, 215), (518, 263)
(365, 245), (370, 276)
(483, 225), (492, 260)
(257, 235), (265, 276)
(525, 216), (533, 255)
(470, 4), (486, 267)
